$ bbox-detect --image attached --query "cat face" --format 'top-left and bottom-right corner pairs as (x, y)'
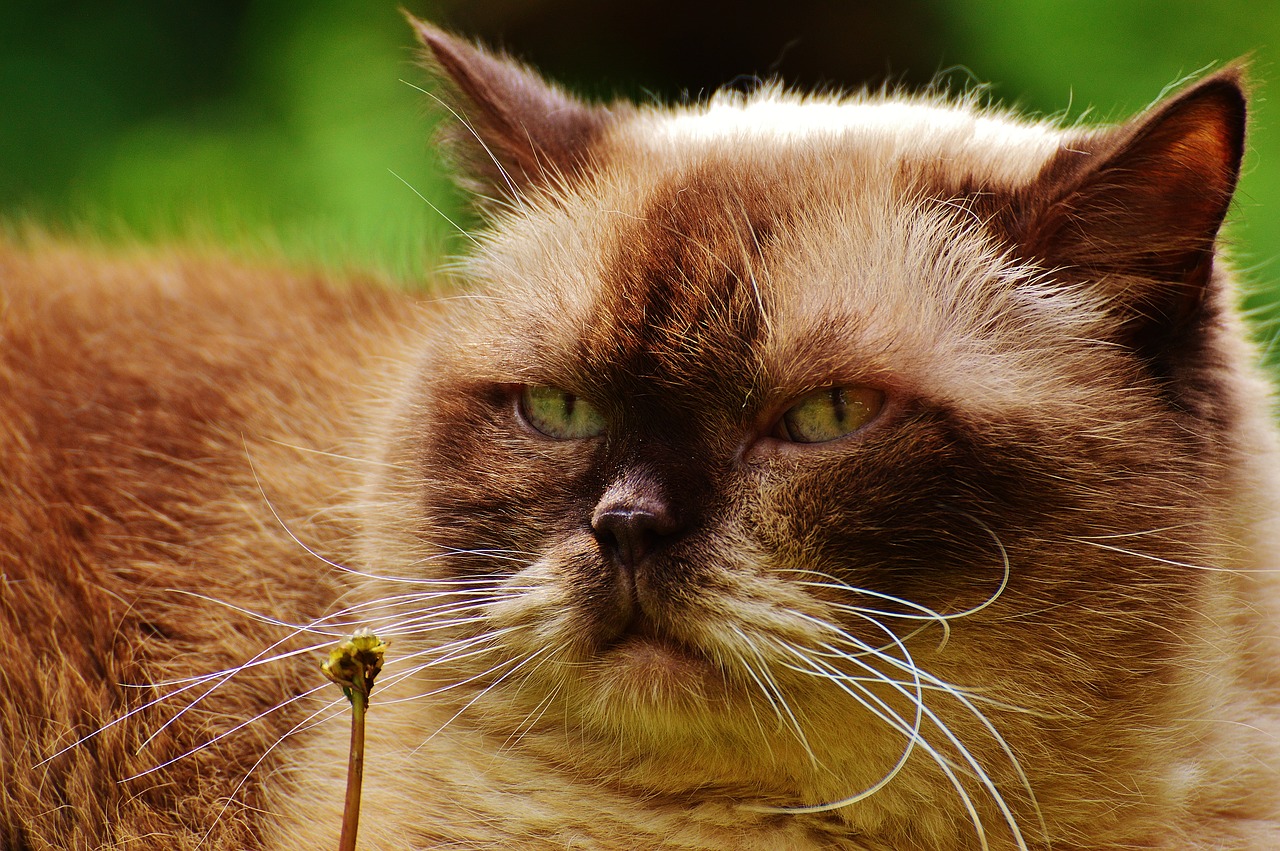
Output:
(366, 18), (1249, 844)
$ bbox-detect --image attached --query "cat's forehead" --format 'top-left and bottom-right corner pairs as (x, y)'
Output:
(460, 92), (1102, 413)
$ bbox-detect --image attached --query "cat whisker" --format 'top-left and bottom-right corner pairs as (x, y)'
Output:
(388, 168), (480, 246)
(162, 583), (517, 645)
(1071, 523), (1203, 539)
(248, 446), (536, 592)
(942, 514), (1013, 627)
(133, 639), (334, 754)
(331, 586), (513, 613)
(788, 579), (953, 621)
(379, 627), (524, 674)
(363, 568), (534, 587)
(754, 609), (928, 803)
(408, 547), (542, 568)
(35, 675), (210, 768)
(777, 641), (1002, 851)
(369, 598), (505, 628)
(789, 584), (958, 655)
(434, 544), (541, 558)
(360, 592), (533, 636)
(259, 436), (410, 470)
(110, 591), (515, 769)
(361, 585), (520, 613)
(745, 619), (1008, 844)
(1069, 537), (1249, 573)
(729, 625), (820, 768)
(818, 646), (1035, 851)
(766, 661), (1035, 711)
(40, 618), (345, 767)
(161, 589), (353, 637)
(802, 602), (1041, 774)
(123, 679), (335, 782)
(782, 516), (1011, 654)
(195, 698), (349, 849)
(783, 566), (998, 627)
(132, 642), (335, 690)
(787, 578), (955, 647)
(500, 681), (562, 753)
(809, 625), (1048, 714)
(243, 448), (376, 581)
(373, 612), (502, 640)
(732, 655), (781, 758)
(398, 77), (525, 211)
(762, 635), (925, 809)
(404, 645), (559, 752)
(199, 632), (518, 783)
(776, 607), (1040, 848)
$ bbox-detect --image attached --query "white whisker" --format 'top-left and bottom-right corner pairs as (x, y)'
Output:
(406, 645), (557, 752)
(1070, 538), (1240, 573)
(398, 77), (525, 210)
(194, 699), (349, 849)
(776, 640), (998, 850)
(124, 679), (334, 782)
(730, 625), (819, 767)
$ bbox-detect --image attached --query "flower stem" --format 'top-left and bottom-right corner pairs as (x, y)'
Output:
(338, 687), (367, 851)
(321, 632), (387, 851)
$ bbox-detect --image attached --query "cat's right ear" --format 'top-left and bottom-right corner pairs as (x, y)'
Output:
(1017, 70), (1246, 353)
(406, 15), (615, 205)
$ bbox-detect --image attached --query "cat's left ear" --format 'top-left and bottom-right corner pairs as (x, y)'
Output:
(1021, 69), (1246, 342)
(406, 14), (615, 203)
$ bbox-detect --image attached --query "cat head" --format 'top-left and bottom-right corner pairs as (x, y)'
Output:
(370, 16), (1253, 846)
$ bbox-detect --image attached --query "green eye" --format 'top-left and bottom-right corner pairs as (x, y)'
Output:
(518, 385), (606, 439)
(777, 386), (884, 444)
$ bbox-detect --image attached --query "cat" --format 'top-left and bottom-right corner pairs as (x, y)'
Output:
(3, 13), (1280, 850)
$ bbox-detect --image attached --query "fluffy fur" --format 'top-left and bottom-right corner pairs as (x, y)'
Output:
(3, 17), (1280, 850)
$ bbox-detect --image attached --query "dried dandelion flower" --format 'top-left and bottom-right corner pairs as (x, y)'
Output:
(322, 631), (387, 851)
(322, 631), (388, 703)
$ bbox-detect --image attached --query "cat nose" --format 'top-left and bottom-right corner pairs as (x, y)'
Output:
(591, 496), (682, 569)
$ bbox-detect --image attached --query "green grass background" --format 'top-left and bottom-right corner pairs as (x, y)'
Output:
(6, 0), (1280, 351)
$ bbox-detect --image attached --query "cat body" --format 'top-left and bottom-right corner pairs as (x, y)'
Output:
(3, 17), (1280, 849)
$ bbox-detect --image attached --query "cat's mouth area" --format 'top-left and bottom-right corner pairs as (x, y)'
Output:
(603, 610), (695, 652)
(597, 609), (713, 672)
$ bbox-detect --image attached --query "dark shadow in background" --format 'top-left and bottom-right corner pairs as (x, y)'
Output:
(434, 0), (947, 100)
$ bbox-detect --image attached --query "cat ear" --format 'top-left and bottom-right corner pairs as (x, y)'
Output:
(406, 15), (614, 203)
(1022, 69), (1246, 345)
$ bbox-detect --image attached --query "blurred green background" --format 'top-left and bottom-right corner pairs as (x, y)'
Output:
(5, 0), (1280, 351)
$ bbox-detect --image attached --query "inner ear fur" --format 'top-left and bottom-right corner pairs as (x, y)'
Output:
(1021, 69), (1247, 341)
(406, 14), (615, 204)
